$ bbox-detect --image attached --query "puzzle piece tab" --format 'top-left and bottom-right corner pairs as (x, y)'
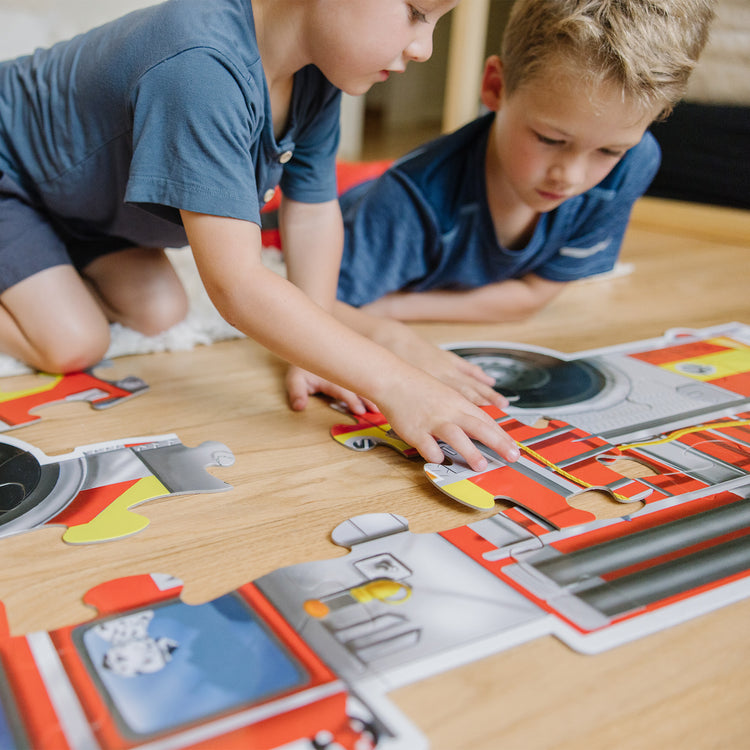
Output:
(330, 408), (418, 457)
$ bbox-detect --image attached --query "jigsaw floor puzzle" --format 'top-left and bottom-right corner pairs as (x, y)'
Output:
(1, 323), (749, 748)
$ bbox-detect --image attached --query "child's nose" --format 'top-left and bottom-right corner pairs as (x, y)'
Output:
(405, 25), (434, 63)
(550, 154), (586, 186)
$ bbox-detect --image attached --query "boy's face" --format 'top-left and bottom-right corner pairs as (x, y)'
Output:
(308, 0), (458, 95)
(483, 57), (658, 214)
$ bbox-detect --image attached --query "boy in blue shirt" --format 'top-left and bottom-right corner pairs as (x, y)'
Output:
(337, 0), (716, 323)
(0, 0), (521, 471)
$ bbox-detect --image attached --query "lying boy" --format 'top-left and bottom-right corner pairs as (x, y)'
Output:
(337, 0), (716, 323)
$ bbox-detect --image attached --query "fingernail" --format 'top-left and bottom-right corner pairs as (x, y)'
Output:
(508, 446), (521, 462)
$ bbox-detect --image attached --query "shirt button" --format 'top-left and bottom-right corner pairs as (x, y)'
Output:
(263, 188), (276, 203)
(279, 150), (293, 164)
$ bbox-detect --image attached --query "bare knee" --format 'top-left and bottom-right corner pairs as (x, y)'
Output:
(126, 284), (189, 336)
(0, 266), (112, 373)
(84, 247), (189, 335)
(33, 319), (111, 373)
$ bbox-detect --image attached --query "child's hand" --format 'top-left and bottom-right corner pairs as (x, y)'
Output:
(334, 302), (507, 409)
(288, 362), (517, 472)
(374, 321), (507, 409)
(402, 338), (508, 409)
(286, 365), (376, 414)
(376, 374), (520, 472)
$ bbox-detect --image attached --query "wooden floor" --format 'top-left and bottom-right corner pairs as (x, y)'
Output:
(1, 196), (749, 749)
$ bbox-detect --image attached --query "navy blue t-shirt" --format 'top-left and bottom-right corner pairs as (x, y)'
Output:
(0, 0), (341, 251)
(338, 113), (660, 307)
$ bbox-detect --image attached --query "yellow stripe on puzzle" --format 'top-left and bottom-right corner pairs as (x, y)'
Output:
(437, 478), (496, 510)
(662, 348), (750, 381)
(619, 419), (750, 451)
(61, 475), (169, 545)
(0, 374), (63, 403)
(334, 425), (412, 453)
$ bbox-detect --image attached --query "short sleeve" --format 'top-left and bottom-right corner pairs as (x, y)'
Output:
(125, 48), (263, 224)
(338, 173), (435, 306)
(279, 68), (341, 204)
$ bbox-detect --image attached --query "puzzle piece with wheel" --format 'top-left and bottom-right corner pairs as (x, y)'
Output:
(0, 433), (234, 544)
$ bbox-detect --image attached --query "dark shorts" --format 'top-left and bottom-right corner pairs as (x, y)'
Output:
(0, 172), (133, 294)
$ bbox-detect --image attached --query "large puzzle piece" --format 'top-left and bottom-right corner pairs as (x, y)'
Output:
(0, 572), (424, 750)
(0, 369), (148, 431)
(260, 493), (750, 688)
(331, 323), (750, 530)
(0, 433), (234, 544)
(3, 485), (750, 749)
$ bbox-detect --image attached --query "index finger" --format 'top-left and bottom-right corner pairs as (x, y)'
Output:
(431, 422), (489, 472)
(454, 411), (520, 465)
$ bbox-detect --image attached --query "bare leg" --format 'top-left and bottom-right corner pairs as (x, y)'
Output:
(0, 265), (111, 372)
(82, 247), (189, 336)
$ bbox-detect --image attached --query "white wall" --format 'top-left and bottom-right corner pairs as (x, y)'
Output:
(686, 0), (750, 105)
(0, 0), (153, 57)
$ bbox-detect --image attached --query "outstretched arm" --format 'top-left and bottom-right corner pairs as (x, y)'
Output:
(278, 196), (377, 414)
(333, 300), (506, 409)
(361, 274), (566, 323)
(182, 210), (520, 470)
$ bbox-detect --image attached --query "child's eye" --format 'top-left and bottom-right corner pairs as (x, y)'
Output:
(535, 132), (564, 146)
(409, 5), (428, 23)
(599, 148), (625, 158)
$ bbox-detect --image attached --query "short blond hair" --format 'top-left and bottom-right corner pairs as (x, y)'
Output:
(501, 0), (716, 118)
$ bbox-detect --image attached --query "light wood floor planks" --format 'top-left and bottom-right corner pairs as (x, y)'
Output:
(0, 196), (748, 749)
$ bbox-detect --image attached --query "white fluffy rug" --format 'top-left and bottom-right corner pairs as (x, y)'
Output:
(0, 248), (286, 377)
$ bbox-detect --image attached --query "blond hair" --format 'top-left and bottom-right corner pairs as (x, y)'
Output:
(501, 0), (716, 118)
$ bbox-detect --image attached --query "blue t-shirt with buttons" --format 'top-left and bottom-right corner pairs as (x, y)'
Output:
(337, 113), (660, 307)
(0, 0), (341, 251)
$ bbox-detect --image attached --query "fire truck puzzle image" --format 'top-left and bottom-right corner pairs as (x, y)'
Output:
(1, 324), (749, 748)
(2, 490), (750, 749)
(0, 433), (235, 545)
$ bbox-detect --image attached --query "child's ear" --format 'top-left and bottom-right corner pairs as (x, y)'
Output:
(480, 55), (504, 112)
